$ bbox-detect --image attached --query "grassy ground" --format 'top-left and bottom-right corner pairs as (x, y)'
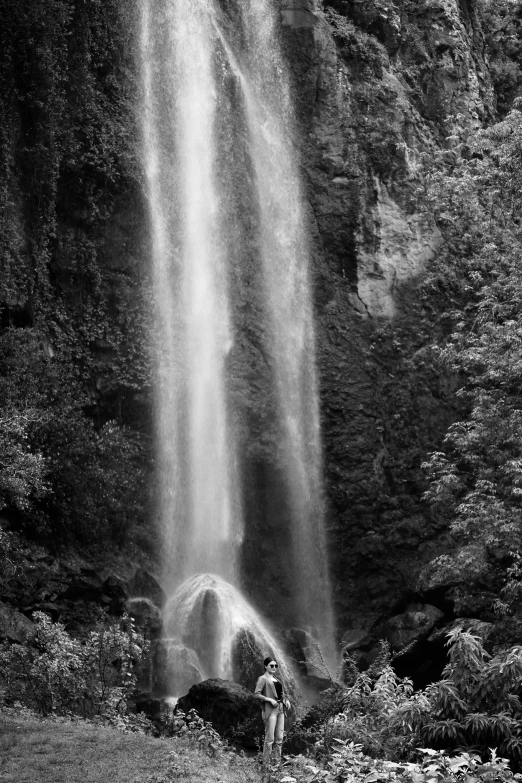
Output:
(0, 711), (264, 783)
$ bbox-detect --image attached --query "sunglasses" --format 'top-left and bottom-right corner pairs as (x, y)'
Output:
(268, 663), (278, 668)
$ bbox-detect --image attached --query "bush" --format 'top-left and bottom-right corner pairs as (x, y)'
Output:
(288, 642), (419, 761)
(324, 7), (389, 79)
(0, 611), (148, 720)
(278, 744), (520, 783)
(288, 631), (522, 772)
(414, 629), (522, 762)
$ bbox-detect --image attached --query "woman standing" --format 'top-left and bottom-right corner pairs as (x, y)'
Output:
(254, 657), (291, 765)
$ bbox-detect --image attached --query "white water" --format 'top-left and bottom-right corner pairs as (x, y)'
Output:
(164, 575), (294, 683)
(140, 0), (241, 588)
(140, 0), (335, 695)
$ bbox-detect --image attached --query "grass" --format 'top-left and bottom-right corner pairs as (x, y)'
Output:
(0, 710), (264, 783)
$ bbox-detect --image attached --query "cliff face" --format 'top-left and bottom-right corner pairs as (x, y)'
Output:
(1, 0), (522, 664)
(281, 0), (506, 635)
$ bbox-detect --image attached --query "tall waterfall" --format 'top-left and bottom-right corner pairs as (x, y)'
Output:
(140, 0), (335, 694)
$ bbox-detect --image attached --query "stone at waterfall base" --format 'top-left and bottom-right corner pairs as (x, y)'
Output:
(177, 678), (263, 749)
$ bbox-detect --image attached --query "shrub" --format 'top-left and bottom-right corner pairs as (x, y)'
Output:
(324, 7), (389, 79)
(289, 631), (522, 772)
(413, 629), (522, 762)
(288, 642), (419, 761)
(278, 743), (519, 783)
(0, 611), (148, 720)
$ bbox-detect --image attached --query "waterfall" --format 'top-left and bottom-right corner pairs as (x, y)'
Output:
(140, 0), (335, 695)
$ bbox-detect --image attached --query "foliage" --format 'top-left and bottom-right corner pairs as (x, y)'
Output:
(392, 629), (522, 761)
(477, 0), (522, 115)
(410, 629), (522, 762)
(276, 744), (520, 783)
(157, 708), (224, 752)
(0, 0), (152, 551)
(0, 529), (25, 590)
(288, 642), (419, 760)
(324, 7), (390, 80)
(418, 106), (522, 613)
(143, 708), (263, 783)
(0, 328), (148, 546)
(0, 611), (148, 720)
(289, 631), (522, 773)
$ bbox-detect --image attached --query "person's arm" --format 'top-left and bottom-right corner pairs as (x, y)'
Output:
(254, 675), (277, 707)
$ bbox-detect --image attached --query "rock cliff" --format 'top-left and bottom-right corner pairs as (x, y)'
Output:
(279, 0), (518, 644)
(1, 0), (522, 674)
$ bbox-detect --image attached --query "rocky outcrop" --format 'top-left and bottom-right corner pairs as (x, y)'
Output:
(381, 603), (444, 650)
(0, 546), (161, 633)
(127, 569), (165, 607)
(177, 678), (263, 749)
(0, 602), (34, 643)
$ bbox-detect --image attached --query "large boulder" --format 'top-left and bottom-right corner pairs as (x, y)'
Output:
(101, 574), (128, 614)
(177, 678), (263, 749)
(63, 568), (105, 602)
(0, 602), (35, 643)
(127, 569), (165, 607)
(383, 604), (444, 650)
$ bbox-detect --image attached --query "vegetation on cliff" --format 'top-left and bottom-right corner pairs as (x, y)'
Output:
(0, 0), (151, 553)
(420, 104), (522, 620)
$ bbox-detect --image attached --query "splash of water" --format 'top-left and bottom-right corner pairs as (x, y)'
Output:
(163, 575), (294, 691)
(139, 0), (335, 694)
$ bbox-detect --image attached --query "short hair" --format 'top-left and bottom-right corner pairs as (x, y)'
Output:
(264, 657), (276, 667)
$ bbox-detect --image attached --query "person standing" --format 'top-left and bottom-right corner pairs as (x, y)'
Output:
(254, 657), (290, 765)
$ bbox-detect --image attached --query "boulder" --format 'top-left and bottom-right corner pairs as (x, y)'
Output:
(101, 574), (128, 613)
(153, 640), (203, 696)
(177, 678), (263, 749)
(232, 627), (269, 687)
(280, 629), (307, 674)
(63, 569), (104, 602)
(0, 602), (35, 643)
(341, 628), (374, 652)
(383, 604), (444, 650)
(127, 569), (166, 607)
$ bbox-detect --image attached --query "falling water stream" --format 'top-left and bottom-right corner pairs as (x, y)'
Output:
(140, 0), (335, 695)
